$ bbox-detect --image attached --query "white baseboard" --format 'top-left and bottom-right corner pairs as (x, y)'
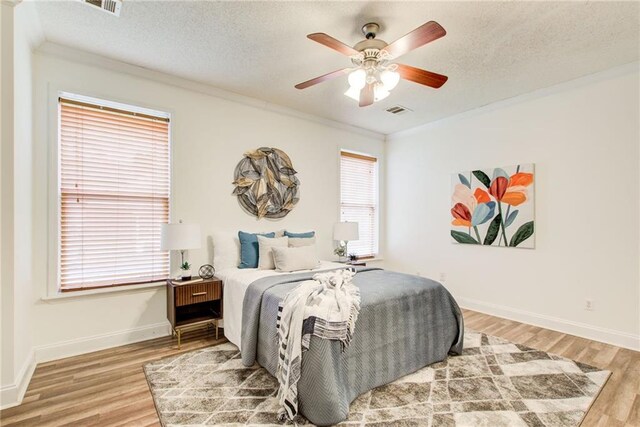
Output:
(1, 322), (171, 409)
(0, 349), (36, 410)
(34, 321), (172, 363)
(458, 297), (640, 351)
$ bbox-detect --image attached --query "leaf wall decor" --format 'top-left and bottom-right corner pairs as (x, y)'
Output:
(451, 230), (479, 244)
(472, 170), (491, 188)
(458, 174), (471, 189)
(483, 214), (502, 246)
(509, 221), (534, 247)
(232, 147), (300, 219)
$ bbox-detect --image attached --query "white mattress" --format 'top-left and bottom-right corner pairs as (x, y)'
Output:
(217, 261), (345, 349)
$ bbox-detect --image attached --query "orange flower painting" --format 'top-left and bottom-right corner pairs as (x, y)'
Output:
(451, 164), (535, 248)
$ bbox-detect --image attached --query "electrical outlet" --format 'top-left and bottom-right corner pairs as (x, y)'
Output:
(585, 299), (594, 311)
(439, 273), (447, 282)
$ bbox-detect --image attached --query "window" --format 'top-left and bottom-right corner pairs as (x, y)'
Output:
(58, 96), (170, 291)
(340, 151), (378, 258)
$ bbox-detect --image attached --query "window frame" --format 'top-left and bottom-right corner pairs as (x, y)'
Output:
(49, 91), (173, 296)
(339, 149), (380, 259)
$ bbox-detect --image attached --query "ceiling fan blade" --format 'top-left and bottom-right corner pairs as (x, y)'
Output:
(359, 84), (374, 107)
(295, 68), (351, 90)
(396, 64), (448, 88)
(307, 33), (359, 56)
(382, 21), (446, 59)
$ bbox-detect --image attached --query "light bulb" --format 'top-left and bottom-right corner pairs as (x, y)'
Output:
(344, 86), (361, 102)
(348, 69), (366, 90)
(380, 70), (400, 91)
(374, 84), (390, 102)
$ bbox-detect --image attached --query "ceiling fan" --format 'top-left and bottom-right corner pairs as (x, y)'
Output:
(295, 21), (448, 107)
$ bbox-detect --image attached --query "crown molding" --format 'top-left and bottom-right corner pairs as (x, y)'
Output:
(36, 42), (385, 141)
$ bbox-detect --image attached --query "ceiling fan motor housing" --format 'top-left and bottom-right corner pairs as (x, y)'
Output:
(361, 22), (380, 39)
(353, 39), (388, 53)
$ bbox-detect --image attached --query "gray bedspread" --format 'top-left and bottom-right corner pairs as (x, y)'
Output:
(241, 267), (463, 426)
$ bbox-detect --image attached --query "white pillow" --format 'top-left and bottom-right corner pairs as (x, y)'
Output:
(288, 236), (316, 248)
(257, 236), (289, 270)
(212, 231), (240, 271)
(272, 245), (319, 272)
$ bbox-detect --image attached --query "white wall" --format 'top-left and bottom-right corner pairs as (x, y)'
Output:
(385, 64), (640, 350)
(13, 0), (38, 384)
(30, 48), (385, 360)
(1, 1), (17, 400)
(0, 0), (42, 409)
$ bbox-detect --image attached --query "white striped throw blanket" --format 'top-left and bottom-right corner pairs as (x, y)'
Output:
(275, 268), (361, 422)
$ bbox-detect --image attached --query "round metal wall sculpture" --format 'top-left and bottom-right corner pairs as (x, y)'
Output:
(232, 147), (300, 219)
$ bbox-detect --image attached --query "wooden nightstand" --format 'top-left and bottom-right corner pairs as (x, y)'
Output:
(338, 260), (367, 267)
(167, 277), (223, 348)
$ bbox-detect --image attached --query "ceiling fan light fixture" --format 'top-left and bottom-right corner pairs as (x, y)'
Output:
(374, 84), (390, 102)
(381, 70), (400, 91)
(344, 86), (361, 102)
(348, 69), (367, 89)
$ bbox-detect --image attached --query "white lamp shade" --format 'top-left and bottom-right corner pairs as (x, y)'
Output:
(381, 70), (400, 91)
(348, 69), (367, 90)
(374, 84), (390, 102)
(333, 221), (359, 241)
(160, 223), (201, 250)
(344, 86), (361, 102)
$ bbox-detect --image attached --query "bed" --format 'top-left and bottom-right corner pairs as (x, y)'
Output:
(217, 260), (346, 350)
(217, 262), (463, 426)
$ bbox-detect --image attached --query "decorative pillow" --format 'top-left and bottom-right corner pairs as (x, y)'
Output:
(257, 236), (289, 270)
(238, 231), (275, 269)
(284, 230), (315, 238)
(272, 245), (319, 272)
(212, 231), (241, 271)
(288, 236), (316, 248)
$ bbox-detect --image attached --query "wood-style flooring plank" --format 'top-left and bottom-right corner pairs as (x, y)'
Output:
(1, 311), (638, 426)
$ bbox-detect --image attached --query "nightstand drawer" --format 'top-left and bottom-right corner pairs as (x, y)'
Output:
(175, 282), (221, 306)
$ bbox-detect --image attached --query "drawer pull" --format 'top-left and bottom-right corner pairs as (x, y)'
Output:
(192, 291), (207, 297)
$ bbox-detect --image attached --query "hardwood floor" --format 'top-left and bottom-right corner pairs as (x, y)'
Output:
(1, 310), (638, 426)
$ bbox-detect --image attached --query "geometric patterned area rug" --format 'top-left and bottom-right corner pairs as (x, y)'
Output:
(143, 331), (610, 426)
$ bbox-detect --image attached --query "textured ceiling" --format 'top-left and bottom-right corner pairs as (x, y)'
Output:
(33, 1), (639, 135)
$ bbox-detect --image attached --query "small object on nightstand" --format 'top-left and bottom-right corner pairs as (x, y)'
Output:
(167, 277), (223, 348)
(199, 264), (215, 279)
(180, 261), (192, 281)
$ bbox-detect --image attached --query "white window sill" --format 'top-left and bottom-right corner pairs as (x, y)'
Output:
(41, 280), (166, 301)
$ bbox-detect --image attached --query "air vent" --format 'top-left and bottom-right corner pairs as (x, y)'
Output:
(385, 105), (412, 115)
(83, 0), (122, 16)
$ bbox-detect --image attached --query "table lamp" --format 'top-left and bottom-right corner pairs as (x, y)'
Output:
(333, 221), (359, 261)
(161, 221), (201, 280)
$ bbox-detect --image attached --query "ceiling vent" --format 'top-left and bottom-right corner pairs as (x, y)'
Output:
(83, 0), (122, 16)
(385, 105), (412, 115)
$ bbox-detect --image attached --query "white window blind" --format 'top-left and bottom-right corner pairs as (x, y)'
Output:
(59, 97), (170, 291)
(340, 151), (378, 258)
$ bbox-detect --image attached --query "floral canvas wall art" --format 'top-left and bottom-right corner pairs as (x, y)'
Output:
(451, 164), (535, 248)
